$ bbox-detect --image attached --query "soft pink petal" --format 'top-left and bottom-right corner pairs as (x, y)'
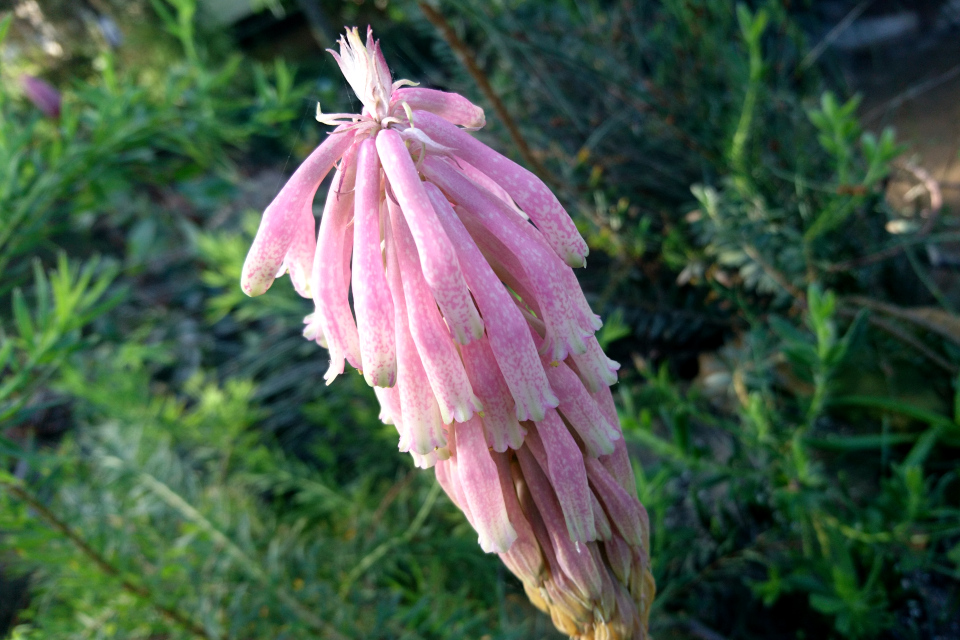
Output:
(515, 445), (603, 602)
(541, 357), (620, 457)
(243, 129), (355, 296)
(424, 158), (595, 361)
(570, 335), (620, 393)
(415, 110), (588, 267)
(377, 129), (484, 344)
(392, 88), (485, 128)
(384, 208), (447, 455)
(280, 201), (317, 298)
(453, 156), (528, 220)
(352, 137), (397, 387)
(426, 183), (559, 422)
(460, 337), (526, 451)
(525, 411), (598, 544)
(454, 418), (518, 553)
(387, 198), (482, 424)
(493, 452), (545, 583)
(593, 386), (638, 494)
(312, 140), (362, 381)
(584, 457), (646, 548)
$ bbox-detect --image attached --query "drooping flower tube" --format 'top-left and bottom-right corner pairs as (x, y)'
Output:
(241, 26), (655, 639)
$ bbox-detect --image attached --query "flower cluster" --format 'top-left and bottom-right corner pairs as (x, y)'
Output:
(242, 27), (654, 639)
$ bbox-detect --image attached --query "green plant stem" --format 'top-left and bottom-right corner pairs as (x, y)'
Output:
(131, 466), (351, 640)
(338, 481), (442, 598)
(0, 479), (213, 640)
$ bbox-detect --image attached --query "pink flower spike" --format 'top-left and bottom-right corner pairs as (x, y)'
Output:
(391, 88), (485, 128)
(414, 110), (589, 268)
(541, 357), (620, 458)
(454, 418), (518, 553)
(459, 337), (527, 452)
(243, 129), (355, 296)
(526, 411), (598, 544)
(20, 75), (61, 118)
(387, 198), (481, 424)
(384, 207), (448, 455)
(377, 129), (484, 344)
(423, 158), (592, 362)
(426, 183), (559, 422)
(352, 137), (397, 387)
(312, 141), (363, 381)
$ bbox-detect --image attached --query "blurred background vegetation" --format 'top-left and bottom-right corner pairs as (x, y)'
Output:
(1, 0), (959, 638)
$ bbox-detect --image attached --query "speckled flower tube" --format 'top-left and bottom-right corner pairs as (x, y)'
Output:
(241, 26), (655, 639)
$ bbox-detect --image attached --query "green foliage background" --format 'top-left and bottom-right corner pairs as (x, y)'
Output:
(1, 1), (959, 638)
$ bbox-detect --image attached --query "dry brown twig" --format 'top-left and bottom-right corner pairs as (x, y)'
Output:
(416, 2), (552, 182)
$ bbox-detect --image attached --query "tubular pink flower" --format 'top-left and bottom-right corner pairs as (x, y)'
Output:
(515, 445), (603, 602)
(388, 198), (481, 424)
(414, 110), (589, 267)
(460, 337), (526, 452)
(312, 141), (363, 380)
(541, 358), (620, 458)
(391, 88), (485, 128)
(20, 74), (61, 118)
(377, 129), (484, 345)
(243, 129), (355, 297)
(280, 201), (318, 298)
(493, 452), (545, 583)
(524, 412), (597, 544)
(571, 335), (621, 393)
(422, 157), (593, 361)
(426, 183), (559, 422)
(384, 211), (447, 455)
(454, 418), (517, 553)
(352, 137), (397, 387)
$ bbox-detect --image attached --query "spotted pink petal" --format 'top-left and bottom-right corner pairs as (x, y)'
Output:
(426, 183), (559, 422)
(387, 198), (481, 425)
(312, 140), (363, 381)
(459, 336), (527, 452)
(516, 445), (603, 603)
(541, 357), (620, 458)
(493, 451), (545, 582)
(279, 200), (317, 298)
(570, 335), (620, 393)
(453, 156), (528, 220)
(525, 411), (598, 544)
(424, 158), (594, 361)
(391, 88), (485, 128)
(352, 137), (397, 387)
(414, 110), (588, 268)
(585, 457), (646, 548)
(593, 387), (638, 494)
(384, 206), (447, 456)
(377, 129), (484, 345)
(454, 418), (517, 553)
(243, 129), (355, 296)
